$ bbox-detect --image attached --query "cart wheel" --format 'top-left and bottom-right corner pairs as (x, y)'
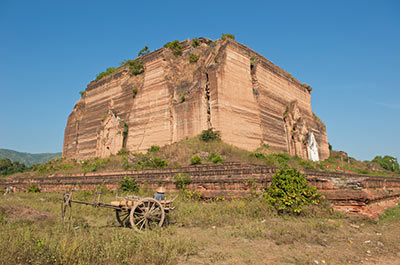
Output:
(129, 198), (165, 231)
(115, 209), (130, 227)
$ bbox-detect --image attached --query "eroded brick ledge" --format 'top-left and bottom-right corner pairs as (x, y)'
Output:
(1, 163), (399, 218)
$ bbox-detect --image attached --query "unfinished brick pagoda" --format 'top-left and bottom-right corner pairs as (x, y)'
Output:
(63, 38), (329, 161)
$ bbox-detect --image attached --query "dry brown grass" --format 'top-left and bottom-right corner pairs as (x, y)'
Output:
(0, 191), (399, 265)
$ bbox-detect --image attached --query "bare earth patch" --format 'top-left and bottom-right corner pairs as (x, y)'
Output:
(0, 205), (54, 221)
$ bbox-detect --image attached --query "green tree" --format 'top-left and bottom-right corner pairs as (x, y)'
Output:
(138, 45), (150, 57)
(372, 155), (400, 173)
(0, 158), (27, 176)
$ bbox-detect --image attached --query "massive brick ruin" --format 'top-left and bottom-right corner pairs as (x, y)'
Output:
(63, 38), (329, 161)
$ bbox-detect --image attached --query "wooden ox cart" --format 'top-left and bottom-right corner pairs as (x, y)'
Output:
(61, 192), (175, 231)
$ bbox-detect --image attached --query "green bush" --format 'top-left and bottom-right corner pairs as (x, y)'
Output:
(96, 67), (117, 80)
(207, 153), (223, 164)
(355, 168), (369, 175)
(174, 173), (192, 189)
(221, 33), (235, 41)
(121, 156), (131, 171)
(181, 190), (201, 201)
(138, 45), (150, 57)
(79, 91), (85, 97)
(265, 154), (289, 168)
(298, 158), (315, 170)
(372, 155), (400, 173)
(132, 88), (138, 98)
(262, 144), (270, 149)
(190, 155), (202, 165)
(121, 59), (144, 76)
(0, 158), (27, 176)
(250, 152), (266, 159)
(150, 157), (168, 168)
(119, 176), (139, 193)
(164, 40), (182, 56)
(179, 94), (185, 102)
(117, 148), (129, 156)
(81, 158), (110, 173)
(250, 153), (289, 168)
(276, 153), (291, 160)
(133, 154), (168, 170)
(148, 145), (160, 152)
(27, 184), (40, 193)
(200, 129), (220, 142)
(189, 53), (200, 63)
(264, 168), (320, 214)
(192, 37), (200, 47)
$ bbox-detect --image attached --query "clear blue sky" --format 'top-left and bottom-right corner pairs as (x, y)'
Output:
(0, 0), (399, 161)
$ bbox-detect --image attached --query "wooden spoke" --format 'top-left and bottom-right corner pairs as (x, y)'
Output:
(115, 209), (130, 227)
(130, 198), (165, 232)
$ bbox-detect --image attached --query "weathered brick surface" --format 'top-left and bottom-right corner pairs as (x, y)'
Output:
(1, 164), (399, 218)
(63, 38), (329, 161)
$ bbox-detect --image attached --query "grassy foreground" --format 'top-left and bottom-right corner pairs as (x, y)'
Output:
(0, 191), (399, 265)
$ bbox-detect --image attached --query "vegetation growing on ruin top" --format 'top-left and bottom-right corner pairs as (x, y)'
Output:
(137, 46), (150, 57)
(95, 67), (117, 81)
(121, 59), (144, 76)
(221, 33), (235, 40)
(94, 45), (149, 82)
(191, 37), (200, 47)
(301, 83), (312, 92)
(164, 40), (182, 56)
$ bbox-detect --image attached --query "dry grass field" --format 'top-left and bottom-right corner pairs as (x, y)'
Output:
(0, 190), (399, 265)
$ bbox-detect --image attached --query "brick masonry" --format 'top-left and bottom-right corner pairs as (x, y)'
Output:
(1, 163), (399, 218)
(63, 38), (329, 161)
